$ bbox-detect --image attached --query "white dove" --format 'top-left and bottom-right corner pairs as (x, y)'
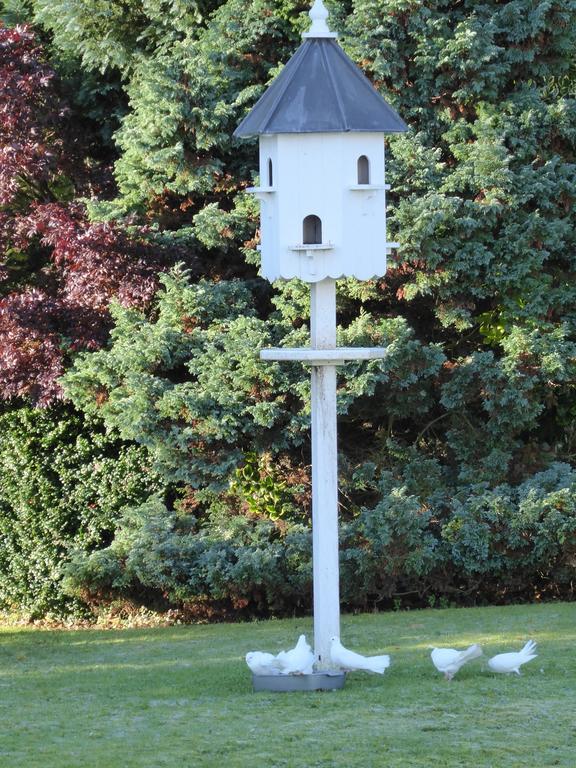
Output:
(276, 634), (315, 675)
(329, 636), (390, 674)
(488, 640), (537, 675)
(431, 643), (483, 680)
(245, 651), (282, 676)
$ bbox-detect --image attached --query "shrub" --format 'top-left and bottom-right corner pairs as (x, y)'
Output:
(64, 495), (313, 616)
(0, 406), (163, 616)
(3, 2), (576, 617)
(345, 461), (576, 607)
(64, 463), (576, 616)
(0, 26), (197, 405)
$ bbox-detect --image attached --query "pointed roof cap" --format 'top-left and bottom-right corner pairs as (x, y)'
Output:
(234, 1), (407, 137)
(302, 0), (337, 39)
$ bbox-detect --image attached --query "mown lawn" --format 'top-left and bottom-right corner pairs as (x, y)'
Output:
(0, 602), (575, 767)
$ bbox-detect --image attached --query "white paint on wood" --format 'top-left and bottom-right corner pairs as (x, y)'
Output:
(246, 186), (276, 195)
(311, 278), (336, 348)
(260, 346), (388, 364)
(349, 184), (391, 191)
(309, 279), (340, 669)
(302, 0), (338, 39)
(289, 244), (333, 252)
(244, 0), (404, 678)
(251, 133), (393, 282)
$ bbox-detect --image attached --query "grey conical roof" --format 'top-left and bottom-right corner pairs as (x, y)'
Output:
(234, 38), (407, 137)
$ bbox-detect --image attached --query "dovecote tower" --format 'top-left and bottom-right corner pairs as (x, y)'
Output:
(235, 2), (408, 683)
(234, 0), (407, 283)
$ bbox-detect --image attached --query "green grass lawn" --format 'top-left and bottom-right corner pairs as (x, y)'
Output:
(1, 602), (575, 768)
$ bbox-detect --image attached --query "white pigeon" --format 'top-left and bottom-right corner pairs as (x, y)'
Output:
(245, 651), (282, 676)
(430, 643), (483, 680)
(488, 640), (537, 675)
(329, 636), (390, 674)
(276, 634), (315, 675)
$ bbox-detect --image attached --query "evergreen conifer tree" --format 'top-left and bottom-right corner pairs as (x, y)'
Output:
(60, 0), (576, 485)
(1, 0), (575, 615)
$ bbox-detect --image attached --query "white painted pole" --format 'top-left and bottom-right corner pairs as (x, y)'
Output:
(310, 278), (340, 669)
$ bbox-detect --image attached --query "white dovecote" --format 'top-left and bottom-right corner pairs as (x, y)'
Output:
(234, 0), (407, 283)
(235, 1), (408, 680)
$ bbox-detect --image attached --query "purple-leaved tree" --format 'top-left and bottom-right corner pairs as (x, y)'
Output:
(0, 26), (194, 404)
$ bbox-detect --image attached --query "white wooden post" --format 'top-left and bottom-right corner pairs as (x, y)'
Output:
(310, 278), (340, 669)
(260, 284), (388, 674)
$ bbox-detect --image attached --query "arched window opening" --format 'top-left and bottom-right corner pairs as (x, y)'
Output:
(267, 158), (273, 187)
(303, 215), (322, 244)
(357, 155), (370, 184)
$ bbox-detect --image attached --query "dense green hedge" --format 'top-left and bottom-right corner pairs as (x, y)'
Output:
(341, 461), (576, 608)
(0, 407), (163, 617)
(58, 269), (576, 617)
(64, 462), (576, 616)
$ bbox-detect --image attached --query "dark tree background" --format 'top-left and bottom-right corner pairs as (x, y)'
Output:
(0, 1), (575, 618)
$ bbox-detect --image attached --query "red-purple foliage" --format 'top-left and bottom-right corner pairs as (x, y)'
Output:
(0, 289), (67, 404)
(0, 204), (177, 404)
(0, 25), (69, 208)
(14, 203), (165, 313)
(0, 26), (193, 405)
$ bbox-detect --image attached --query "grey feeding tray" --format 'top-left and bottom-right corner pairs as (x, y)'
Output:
(252, 672), (346, 692)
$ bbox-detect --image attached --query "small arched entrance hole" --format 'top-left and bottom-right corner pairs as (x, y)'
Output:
(303, 215), (322, 244)
(357, 155), (370, 184)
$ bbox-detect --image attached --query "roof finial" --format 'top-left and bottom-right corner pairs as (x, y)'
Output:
(302, 0), (338, 39)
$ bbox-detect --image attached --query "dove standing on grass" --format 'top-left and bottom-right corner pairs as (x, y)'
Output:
(276, 634), (315, 675)
(431, 644), (483, 680)
(245, 651), (282, 676)
(488, 640), (537, 675)
(329, 637), (390, 674)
